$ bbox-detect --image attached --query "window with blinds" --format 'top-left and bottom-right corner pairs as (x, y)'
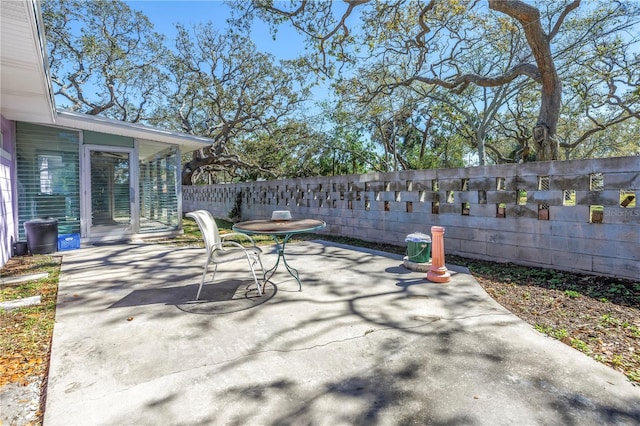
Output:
(139, 142), (179, 233)
(16, 122), (81, 239)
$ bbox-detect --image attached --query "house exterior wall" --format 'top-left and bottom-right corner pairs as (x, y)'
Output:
(183, 156), (640, 281)
(1, 114), (17, 267)
(10, 123), (184, 243)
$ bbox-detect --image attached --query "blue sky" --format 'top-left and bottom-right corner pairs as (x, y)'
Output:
(127, 1), (307, 61)
(125, 1), (333, 121)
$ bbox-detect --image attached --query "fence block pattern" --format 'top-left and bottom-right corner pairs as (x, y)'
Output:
(183, 156), (640, 281)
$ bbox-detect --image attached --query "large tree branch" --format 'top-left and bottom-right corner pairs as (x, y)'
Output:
(450, 63), (541, 90)
(182, 152), (275, 185)
(488, 0), (557, 84)
(560, 114), (637, 149)
(485, 142), (517, 163)
(379, 62), (539, 99)
(414, 0), (437, 47)
(549, 0), (581, 40)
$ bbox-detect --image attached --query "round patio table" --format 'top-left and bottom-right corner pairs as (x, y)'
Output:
(232, 219), (326, 290)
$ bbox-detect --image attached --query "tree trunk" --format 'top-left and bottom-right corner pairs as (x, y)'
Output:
(488, 0), (570, 161)
(476, 128), (487, 166)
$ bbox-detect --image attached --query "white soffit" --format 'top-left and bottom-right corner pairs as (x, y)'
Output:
(0, 0), (56, 124)
(56, 111), (213, 152)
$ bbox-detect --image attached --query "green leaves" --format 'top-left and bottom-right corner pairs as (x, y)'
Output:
(43, 0), (168, 120)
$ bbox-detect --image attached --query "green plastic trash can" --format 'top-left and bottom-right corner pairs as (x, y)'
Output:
(405, 232), (431, 263)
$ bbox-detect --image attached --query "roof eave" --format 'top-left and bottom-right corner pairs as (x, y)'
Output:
(55, 110), (213, 152)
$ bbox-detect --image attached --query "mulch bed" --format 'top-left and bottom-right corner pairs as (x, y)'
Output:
(469, 265), (639, 384)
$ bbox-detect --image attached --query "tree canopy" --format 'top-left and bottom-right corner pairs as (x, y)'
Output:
(42, 0), (640, 184)
(239, 0), (639, 162)
(43, 0), (168, 121)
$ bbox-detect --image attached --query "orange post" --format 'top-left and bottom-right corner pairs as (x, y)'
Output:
(427, 226), (450, 283)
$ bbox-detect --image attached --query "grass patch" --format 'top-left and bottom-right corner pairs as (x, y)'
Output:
(1, 254), (61, 424)
(571, 338), (591, 353)
(564, 290), (581, 299)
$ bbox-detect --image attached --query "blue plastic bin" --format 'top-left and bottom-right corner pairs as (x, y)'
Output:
(57, 234), (80, 251)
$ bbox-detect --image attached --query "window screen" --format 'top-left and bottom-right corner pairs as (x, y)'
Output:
(139, 143), (180, 233)
(16, 122), (80, 238)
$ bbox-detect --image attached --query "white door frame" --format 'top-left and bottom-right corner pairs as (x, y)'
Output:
(81, 144), (139, 240)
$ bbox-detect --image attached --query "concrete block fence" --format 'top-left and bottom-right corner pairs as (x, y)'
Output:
(183, 156), (640, 281)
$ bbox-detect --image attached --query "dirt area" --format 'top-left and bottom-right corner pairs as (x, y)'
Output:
(458, 257), (640, 385)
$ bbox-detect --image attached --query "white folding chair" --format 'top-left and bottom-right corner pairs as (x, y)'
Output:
(186, 210), (264, 300)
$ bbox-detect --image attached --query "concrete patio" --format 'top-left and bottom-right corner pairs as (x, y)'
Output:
(44, 240), (640, 425)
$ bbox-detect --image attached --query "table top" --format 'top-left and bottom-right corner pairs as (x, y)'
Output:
(233, 219), (326, 235)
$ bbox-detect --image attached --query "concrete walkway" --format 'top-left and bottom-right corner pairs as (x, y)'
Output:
(44, 241), (640, 425)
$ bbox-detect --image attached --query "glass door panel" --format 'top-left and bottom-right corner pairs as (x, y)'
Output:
(138, 144), (180, 233)
(89, 149), (132, 235)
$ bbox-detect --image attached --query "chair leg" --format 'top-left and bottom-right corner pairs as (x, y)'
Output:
(196, 261), (217, 301)
(256, 257), (265, 290)
(246, 254), (263, 296)
(197, 254), (263, 300)
(210, 264), (218, 285)
(196, 263), (208, 300)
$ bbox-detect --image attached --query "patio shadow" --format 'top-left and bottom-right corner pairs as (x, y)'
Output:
(109, 279), (276, 314)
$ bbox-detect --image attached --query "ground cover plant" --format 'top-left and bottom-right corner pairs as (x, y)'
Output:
(1, 218), (637, 424)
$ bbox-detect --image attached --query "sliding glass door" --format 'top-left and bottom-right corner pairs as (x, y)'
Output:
(84, 146), (137, 238)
